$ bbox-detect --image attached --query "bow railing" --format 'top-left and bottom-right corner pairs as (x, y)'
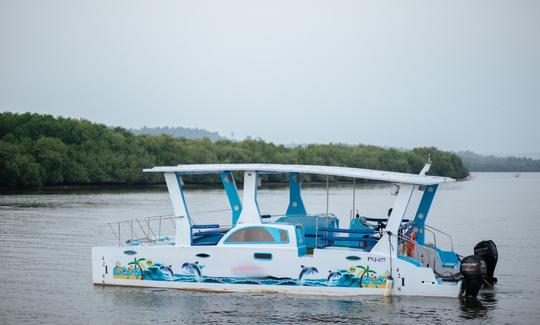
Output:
(107, 215), (180, 246)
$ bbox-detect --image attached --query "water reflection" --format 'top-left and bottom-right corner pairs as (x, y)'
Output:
(459, 290), (498, 320)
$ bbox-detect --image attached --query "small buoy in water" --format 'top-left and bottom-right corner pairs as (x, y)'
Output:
(384, 276), (394, 296)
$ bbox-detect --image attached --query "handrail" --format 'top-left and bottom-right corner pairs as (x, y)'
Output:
(108, 214), (178, 224)
(424, 224), (454, 251)
(423, 227), (438, 248)
(399, 221), (455, 252)
(106, 215), (182, 246)
(393, 232), (460, 279)
(312, 214), (340, 250)
(391, 232), (443, 269)
(190, 208), (231, 216)
(395, 233), (438, 255)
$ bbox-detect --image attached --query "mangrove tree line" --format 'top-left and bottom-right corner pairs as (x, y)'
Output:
(0, 112), (469, 187)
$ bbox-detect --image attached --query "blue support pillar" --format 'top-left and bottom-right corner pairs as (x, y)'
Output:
(286, 172), (307, 216)
(219, 171), (243, 225)
(411, 184), (438, 245)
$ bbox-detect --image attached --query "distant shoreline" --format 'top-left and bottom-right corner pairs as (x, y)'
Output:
(3, 172), (535, 194)
(0, 177), (490, 194)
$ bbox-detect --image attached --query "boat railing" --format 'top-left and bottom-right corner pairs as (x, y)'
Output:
(393, 232), (442, 266)
(191, 224), (233, 237)
(422, 227), (436, 246)
(399, 221), (454, 253)
(315, 213), (340, 246)
(424, 225), (455, 252)
(107, 215), (180, 246)
(396, 232), (437, 253)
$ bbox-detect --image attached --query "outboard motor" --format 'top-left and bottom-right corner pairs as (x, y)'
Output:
(460, 255), (487, 298)
(474, 240), (498, 285)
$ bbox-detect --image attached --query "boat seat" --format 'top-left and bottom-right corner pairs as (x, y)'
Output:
(192, 233), (224, 246)
(349, 217), (376, 234)
(192, 229), (230, 237)
(190, 224), (231, 246)
(311, 235), (378, 250)
(437, 249), (459, 268)
(276, 214), (339, 249)
(315, 220), (377, 250)
(191, 225), (231, 246)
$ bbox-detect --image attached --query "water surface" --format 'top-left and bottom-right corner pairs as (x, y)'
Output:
(1, 173), (539, 324)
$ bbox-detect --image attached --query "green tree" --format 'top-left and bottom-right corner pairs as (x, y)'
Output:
(356, 265), (376, 288)
(0, 112), (471, 188)
(128, 257), (147, 279)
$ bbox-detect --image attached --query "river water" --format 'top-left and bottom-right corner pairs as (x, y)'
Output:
(0, 173), (539, 324)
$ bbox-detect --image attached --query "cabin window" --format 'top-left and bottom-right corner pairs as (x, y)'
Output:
(279, 229), (288, 242)
(224, 227), (289, 244)
(295, 225), (305, 246)
(225, 227), (274, 243)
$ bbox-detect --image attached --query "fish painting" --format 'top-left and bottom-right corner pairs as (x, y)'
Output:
(181, 262), (202, 282)
(298, 266), (319, 285)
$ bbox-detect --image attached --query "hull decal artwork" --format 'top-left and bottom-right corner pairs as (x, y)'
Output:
(113, 259), (389, 288)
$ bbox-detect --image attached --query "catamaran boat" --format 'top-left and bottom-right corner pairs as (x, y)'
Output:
(92, 163), (498, 298)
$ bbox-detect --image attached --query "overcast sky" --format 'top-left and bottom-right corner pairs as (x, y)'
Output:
(1, 0), (539, 156)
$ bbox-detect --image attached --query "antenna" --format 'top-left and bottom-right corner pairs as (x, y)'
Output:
(325, 175), (330, 216)
(352, 178), (356, 222)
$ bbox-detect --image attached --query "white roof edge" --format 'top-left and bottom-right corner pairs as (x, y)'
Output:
(143, 164), (455, 185)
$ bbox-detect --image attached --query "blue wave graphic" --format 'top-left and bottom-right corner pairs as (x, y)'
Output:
(115, 262), (387, 288)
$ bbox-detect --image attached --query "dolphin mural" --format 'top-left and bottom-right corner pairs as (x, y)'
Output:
(298, 266), (319, 285)
(181, 262), (202, 282)
(326, 271), (342, 286)
(159, 265), (175, 279)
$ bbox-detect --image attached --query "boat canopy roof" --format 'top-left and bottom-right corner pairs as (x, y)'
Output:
(143, 164), (454, 185)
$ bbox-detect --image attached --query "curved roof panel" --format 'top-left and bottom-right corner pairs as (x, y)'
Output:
(143, 164), (454, 185)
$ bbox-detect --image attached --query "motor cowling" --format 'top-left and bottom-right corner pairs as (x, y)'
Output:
(460, 255), (487, 298)
(474, 240), (498, 285)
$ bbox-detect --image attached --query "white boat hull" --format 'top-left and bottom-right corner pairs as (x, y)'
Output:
(92, 245), (461, 298)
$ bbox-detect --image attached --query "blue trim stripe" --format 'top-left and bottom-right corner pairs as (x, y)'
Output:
(286, 172), (307, 216)
(411, 184), (438, 245)
(219, 171), (243, 225)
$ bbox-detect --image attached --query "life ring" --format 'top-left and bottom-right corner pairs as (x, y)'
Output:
(407, 230), (416, 257)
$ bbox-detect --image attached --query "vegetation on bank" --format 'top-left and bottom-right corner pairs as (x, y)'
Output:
(131, 126), (225, 141)
(457, 151), (540, 172)
(0, 112), (469, 187)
